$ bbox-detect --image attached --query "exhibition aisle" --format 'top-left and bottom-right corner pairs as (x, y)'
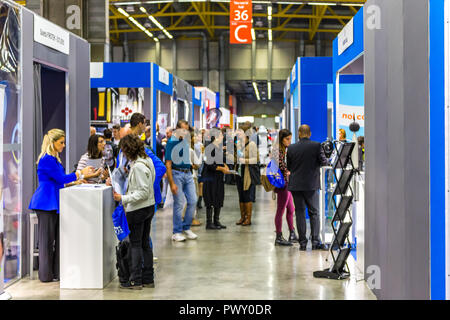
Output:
(6, 186), (375, 300)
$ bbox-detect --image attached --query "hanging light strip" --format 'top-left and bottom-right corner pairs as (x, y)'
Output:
(117, 7), (159, 42)
(253, 82), (261, 101)
(140, 6), (174, 40)
(268, 81), (272, 100)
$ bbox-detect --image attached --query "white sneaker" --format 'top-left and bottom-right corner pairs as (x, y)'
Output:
(183, 229), (198, 240)
(172, 233), (186, 242)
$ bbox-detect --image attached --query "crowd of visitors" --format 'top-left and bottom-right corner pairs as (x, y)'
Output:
(29, 112), (348, 289)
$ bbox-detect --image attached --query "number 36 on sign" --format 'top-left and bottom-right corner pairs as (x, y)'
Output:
(230, 0), (253, 44)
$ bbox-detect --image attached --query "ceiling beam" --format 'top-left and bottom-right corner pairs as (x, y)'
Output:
(309, 5), (328, 41)
(110, 12), (355, 20)
(191, 1), (214, 37)
(326, 6), (347, 26)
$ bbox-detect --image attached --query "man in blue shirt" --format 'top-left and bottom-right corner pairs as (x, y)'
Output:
(165, 119), (198, 242)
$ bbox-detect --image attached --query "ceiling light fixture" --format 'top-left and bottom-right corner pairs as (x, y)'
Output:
(253, 82), (261, 101)
(268, 81), (272, 100)
(139, 6), (173, 40)
(116, 6), (159, 42)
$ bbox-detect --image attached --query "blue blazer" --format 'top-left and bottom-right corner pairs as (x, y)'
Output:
(29, 154), (77, 213)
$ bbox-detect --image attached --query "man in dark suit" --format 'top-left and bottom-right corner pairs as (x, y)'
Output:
(287, 125), (329, 251)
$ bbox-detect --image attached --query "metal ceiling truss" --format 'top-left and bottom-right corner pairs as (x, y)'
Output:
(109, 0), (365, 42)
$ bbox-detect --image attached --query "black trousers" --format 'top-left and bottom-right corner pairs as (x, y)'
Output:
(35, 210), (59, 282)
(126, 205), (155, 285)
(291, 190), (321, 245)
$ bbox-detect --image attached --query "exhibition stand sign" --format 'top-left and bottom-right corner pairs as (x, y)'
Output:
(230, 0), (252, 44)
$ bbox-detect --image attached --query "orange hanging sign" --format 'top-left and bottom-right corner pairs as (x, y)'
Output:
(230, 0), (252, 44)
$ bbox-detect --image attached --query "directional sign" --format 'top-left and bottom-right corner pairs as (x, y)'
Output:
(230, 0), (252, 44)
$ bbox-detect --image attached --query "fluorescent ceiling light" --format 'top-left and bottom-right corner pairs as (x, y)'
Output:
(251, 28), (255, 41)
(117, 6), (159, 42)
(268, 29), (272, 41)
(117, 7), (130, 17)
(253, 82), (261, 101)
(341, 3), (364, 6)
(139, 5), (173, 40)
(308, 2), (337, 5)
(268, 81), (272, 100)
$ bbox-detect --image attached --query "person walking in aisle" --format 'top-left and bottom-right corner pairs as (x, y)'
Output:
(273, 129), (298, 246)
(235, 122), (260, 226)
(165, 119), (198, 242)
(287, 125), (328, 251)
(29, 129), (97, 282)
(113, 135), (156, 290)
(202, 128), (229, 230)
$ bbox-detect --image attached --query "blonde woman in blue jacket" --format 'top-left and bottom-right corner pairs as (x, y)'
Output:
(29, 129), (97, 282)
(113, 135), (156, 290)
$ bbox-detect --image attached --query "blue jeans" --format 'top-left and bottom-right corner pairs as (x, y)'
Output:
(172, 170), (197, 234)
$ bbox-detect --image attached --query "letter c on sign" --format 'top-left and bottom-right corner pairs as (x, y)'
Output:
(235, 25), (248, 43)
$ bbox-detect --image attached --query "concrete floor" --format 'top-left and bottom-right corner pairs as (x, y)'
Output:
(6, 185), (376, 300)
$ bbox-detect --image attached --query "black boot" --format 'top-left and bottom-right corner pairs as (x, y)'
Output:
(214, 207), (226, 229)
(275, 232), (293, 246)
(288, 230), (299, 243)
(197, 196), (203, 209)
(206, 207), (220, 230)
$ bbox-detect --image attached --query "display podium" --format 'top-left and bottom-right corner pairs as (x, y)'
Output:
(60, 185), (117, 289)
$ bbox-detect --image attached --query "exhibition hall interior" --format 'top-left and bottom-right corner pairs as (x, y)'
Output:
(0, 0), (448, 302)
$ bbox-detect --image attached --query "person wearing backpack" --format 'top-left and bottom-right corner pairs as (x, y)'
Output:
(113, 135), (156, 290)
(273, 129), (298, 246)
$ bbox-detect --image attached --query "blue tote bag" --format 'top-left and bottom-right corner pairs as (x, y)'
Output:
(266, 159), (285, 189)
(112, 203), (130, 241)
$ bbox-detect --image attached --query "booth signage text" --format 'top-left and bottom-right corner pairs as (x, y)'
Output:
(34, 15), (70, 55)
(338, 18), (354, 55)
(159, 67), (170, 86)
(230, 0), (252, 44)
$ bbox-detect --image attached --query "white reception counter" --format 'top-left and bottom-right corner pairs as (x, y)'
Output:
(60, 184), (117, 289)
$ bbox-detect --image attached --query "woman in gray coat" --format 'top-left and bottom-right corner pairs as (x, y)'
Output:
(113, 135), (155, 290)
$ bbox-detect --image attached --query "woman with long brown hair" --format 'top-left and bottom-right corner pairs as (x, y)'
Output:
(273, 129), (298, 246)
(113, 134), (156, 290)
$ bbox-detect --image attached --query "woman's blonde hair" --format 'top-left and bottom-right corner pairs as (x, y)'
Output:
(37, 129), (66, 164)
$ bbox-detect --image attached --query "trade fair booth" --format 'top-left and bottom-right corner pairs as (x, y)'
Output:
(284, 57), (332, 144)
(0, 0), (90, 297)
(90, 62), (152, 132)
(332, 7), (364, 142)
(325, 7), (365, 280)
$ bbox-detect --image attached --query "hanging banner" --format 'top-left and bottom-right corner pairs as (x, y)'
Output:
(230, 0), (252, 44)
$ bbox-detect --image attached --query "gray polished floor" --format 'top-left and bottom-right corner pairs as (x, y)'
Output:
(7, 185), (376, 300)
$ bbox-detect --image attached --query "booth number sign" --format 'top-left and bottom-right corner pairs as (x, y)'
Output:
(230, 0), (252, 44)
